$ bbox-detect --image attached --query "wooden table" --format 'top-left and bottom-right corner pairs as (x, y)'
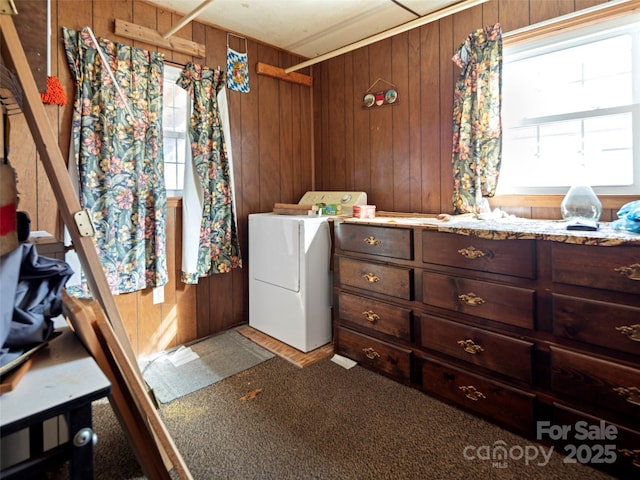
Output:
(0, 320), (111, 479)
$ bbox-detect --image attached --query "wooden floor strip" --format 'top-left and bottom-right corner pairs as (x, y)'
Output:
(235, 325), (333, 368)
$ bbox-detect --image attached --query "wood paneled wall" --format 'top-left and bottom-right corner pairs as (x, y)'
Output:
(10, 0), (313, 356)
(312, 0), (628, 219)
(13, 0), (632, 356)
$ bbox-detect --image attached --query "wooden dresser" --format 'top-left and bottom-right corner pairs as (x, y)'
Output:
(333, 217), (640, 478)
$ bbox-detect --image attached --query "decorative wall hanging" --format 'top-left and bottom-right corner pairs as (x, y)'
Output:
(227, 33), (250, 93)
(362, 77), (399, 109)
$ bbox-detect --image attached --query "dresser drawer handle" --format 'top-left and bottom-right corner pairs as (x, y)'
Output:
(458, 293), (485, 306)
(362, 347), (380, 360)
(459, 385), (486, 401)
(616, 324), (640, 342)
(362, 273), (380, 283)
(618, 448), (640, 469)
(457, 246), (485, 259)
(613, 386), (640, 406)
(362, 310), (380, 323)
(364, 236), (381, 246)
(615, 263), (640, 280)
(457, 339), (484, 354)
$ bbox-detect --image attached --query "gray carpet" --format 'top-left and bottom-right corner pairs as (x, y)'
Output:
(141, 330), (274, 403)
(77, 355), (616, 480)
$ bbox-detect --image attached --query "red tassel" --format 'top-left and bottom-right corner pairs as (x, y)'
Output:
(40, 76), (67, 106)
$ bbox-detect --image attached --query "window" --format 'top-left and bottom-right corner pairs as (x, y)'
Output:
(498, 14), (640, 195)
(163, 64), (191, 195)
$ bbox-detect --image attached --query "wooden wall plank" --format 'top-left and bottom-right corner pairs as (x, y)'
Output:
(257, 44), (280, 211)
(342, 53), (355, 190)
(327, 55), (346, 190)
(368, 39), (393, 209)
(173, 205), (197, 346)
(315, 60), (330, 189)
(290, 72), (303, 197)
(166, 12), (196, 64)
(422, 21), (442, 214)
(299, 66), (313, 194)
(204, 20), (226, 67)
(530, 0), (575, 24)
(138, 288), (162, 356)
(351, 46), (371, 196)
(206, 274), (232, 333)
(391, 31), (411, 213)
(279, 51), (295, 201)
(13, 0), (48, 92)
(114, 292), (139, 355)
(407, 28), (422, 213)
(239, 39), (260, 217)
(438, 15), (454, 214)
(155, 8), (173, 61)
(482, 0), (500, 25)
(499, 0), (531, 32)
(94, 0), (132, 44)
(131, 0), (159, 53)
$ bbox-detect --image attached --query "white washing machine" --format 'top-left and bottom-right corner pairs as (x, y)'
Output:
(248, 191), (367, 352)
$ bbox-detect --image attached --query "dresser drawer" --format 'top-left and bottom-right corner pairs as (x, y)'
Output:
(550, 347), (640, 421)
(420, 357), (536, 434)
(422, 272), (535, 329)
(337, 327), (412, 381)
(422, 231), (535, 279)
(551, 242), (640, 294)
(338, 292), (412, 341)
(552, 294), (640, 356)
(419, 315), (533, 383)
(338, 257), (413, 300)
(552, 404), (640, 479)
(337, 223), (413, 260)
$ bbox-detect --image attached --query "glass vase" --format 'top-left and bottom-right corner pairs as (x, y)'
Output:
(560, 184), (602, 222)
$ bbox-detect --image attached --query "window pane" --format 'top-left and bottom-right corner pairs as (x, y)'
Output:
(504, 35), (632, 121)
(500, 15), (639, 195)
(164, 138), (176, 164)
(165, 163), (178, 192)
(584, 114), (633, 186)
(162, 65), (189, 193)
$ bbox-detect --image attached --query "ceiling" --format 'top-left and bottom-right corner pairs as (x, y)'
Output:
(145, 0), (462, 59)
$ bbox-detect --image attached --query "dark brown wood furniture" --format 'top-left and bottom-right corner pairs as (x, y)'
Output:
(333, 218), (640, 478)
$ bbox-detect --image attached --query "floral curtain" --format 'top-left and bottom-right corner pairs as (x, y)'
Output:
(177, 63), (242, 284)
(451, 23), (503, 214)
(62, 27), (168, 295)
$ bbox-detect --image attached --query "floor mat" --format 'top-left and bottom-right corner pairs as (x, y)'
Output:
(141, 330), (274, 403)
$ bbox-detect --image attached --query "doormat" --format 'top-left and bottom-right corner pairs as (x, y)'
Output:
(141, 330), (274, 404)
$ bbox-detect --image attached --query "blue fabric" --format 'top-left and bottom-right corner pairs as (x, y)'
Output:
(611, 200), (640, 233)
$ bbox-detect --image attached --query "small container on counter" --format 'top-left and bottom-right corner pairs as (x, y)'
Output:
(353, 205), (376, 219)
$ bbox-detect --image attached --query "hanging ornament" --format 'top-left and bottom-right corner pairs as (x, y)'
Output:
(226, 33), (250, 93)
(362, 77), (399, 109)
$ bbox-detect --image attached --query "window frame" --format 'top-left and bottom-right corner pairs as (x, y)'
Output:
(492, 0), (640, 209)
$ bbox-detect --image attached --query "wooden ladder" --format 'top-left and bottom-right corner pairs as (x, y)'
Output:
(0, 12), (192, 480)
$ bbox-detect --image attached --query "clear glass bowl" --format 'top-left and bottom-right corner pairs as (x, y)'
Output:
(560, 185), (602, 222)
